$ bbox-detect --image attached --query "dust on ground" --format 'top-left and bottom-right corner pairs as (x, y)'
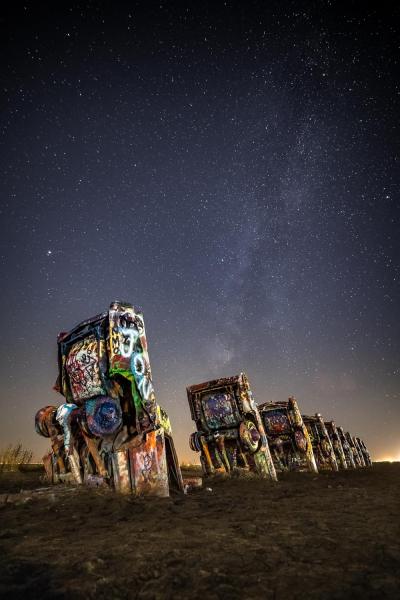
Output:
(0, 463), (399, 599)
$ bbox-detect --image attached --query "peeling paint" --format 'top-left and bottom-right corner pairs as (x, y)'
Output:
(35, 301), (184, 497)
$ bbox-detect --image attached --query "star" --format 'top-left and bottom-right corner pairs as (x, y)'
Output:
(0, 1), (398, 464)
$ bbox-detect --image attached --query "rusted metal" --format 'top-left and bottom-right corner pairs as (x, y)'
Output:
(35, 301), (184, 496)
(302, 413), (339, 471)
(187, 373), (277, 480)
(325, 420), (348, 469)
(345, 432), (364, 467)
(357, 438), (372, 466)
(259, 397), (318, 473)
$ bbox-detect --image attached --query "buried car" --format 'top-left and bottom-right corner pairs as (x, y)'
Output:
(356, 437), (372, 467)
(345, 431), (365, 468)
(302, 414), (339, 471)
(258, 397), (318, 473)
(324, 420), (348, 469)
(187, 373), (277, 480)
(337, 426), (356, 469)
(35, 301), (183, 497)
(352, 436), (366, 467)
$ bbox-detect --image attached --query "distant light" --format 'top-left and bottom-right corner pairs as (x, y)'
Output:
(376, 454), (400, 463)
(46, 250), (52, 256)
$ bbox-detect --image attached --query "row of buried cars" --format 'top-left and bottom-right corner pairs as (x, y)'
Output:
(35, 302), (372, 497)
(187, 374), (371, 481)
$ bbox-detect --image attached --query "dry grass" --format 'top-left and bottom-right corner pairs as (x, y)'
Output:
(0, 444), (33, 474)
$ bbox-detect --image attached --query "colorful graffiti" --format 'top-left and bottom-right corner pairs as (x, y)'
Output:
(262, 410), (291, 436)
(108, 302), (157, 432)
(325, 420), (348, 469)
(35, 301), (183, 497)
(187, 373), (277, 481)
(201, 392), (238, 430)
(259, 398), (318, 473)
(337, 426), (356, 468)
(64, 336), (104, 401)
(345, 431), (364, 468)
(303, 414), (339, 471)
(357, 437), (372, 466)
(35, 303), (371, 495)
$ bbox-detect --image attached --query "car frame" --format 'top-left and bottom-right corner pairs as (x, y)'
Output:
(324, 420), (348, 469)
(344, 431), (364, 468)
(35, 300), (183, 496)
(187, 372), (277, 480)
(336, 426), (356, 468)
(258, 397), (318, 473)
(302, 413), (339, 471)
(356, 437), (372, 466)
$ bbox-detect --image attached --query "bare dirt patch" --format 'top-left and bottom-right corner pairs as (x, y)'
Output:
(0, 463), (399, 599)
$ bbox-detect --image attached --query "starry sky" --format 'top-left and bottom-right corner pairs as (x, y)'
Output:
(1, 2), (399, 463)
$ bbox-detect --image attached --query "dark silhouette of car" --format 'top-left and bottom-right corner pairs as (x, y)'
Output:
(187, 373), (277, 480)
(258, 397), (318, 473)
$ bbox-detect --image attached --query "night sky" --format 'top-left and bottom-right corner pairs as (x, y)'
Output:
(1, 2), (399, 463)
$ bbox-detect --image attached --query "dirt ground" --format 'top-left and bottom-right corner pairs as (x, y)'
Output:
(0, 463), (399, 599)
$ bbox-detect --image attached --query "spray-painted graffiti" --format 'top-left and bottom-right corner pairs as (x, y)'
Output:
(187, 373), (277, 481)
(108, 303), (156, 430)
(35, 303), (372, 496)
(259, 398), (318, 473)
(118, 311), (144, 357)
(337, 426), (356, 468)
(131, 351), (154, 402)
(129, 430), (169, 496)
(325, 420), (348, 469)
(201, 392), (237, 429)
(65, 336), (104, 401)
(141, 453), (153, 482)
(35, 301), (184, 497)
(345, 431), (364, 467)
(303, 414), (338, 471)
(84, 396), (122, 437)
(263, 410), (291, 435)
(120, 328), (137, 358)
(357, 437), (372, 466)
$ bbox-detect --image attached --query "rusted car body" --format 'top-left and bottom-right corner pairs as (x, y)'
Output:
(352, 436), (366, 467)
(352, 434), (368, 467)
(187, 373), (277, 480)
(258, 398), (318, 473)
(302, 414), (339, 471)
(35, 301), (184, 496)
(337, 426), (356, 468)
(356, 437), (372, 466)
(345, 431), (364, 467)
(325, 420), (348, 469)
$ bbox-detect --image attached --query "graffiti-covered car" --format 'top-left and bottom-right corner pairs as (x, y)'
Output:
(258, 397), (318, 473)
(344, 431), (364, 468)
(353, 436), (366, 467)
(337, 426), (356, 468)
(356, 437), (372, 466)
(324, 420), (348, 469)
(187, 373), (277, 480)
(302, 414), (339, 471)
(35, 301), (183, 497)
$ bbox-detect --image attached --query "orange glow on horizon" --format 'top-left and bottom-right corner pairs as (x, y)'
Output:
(375, 455), (400, 463)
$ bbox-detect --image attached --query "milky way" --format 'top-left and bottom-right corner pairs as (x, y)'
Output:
(1, 2), (399, 461)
